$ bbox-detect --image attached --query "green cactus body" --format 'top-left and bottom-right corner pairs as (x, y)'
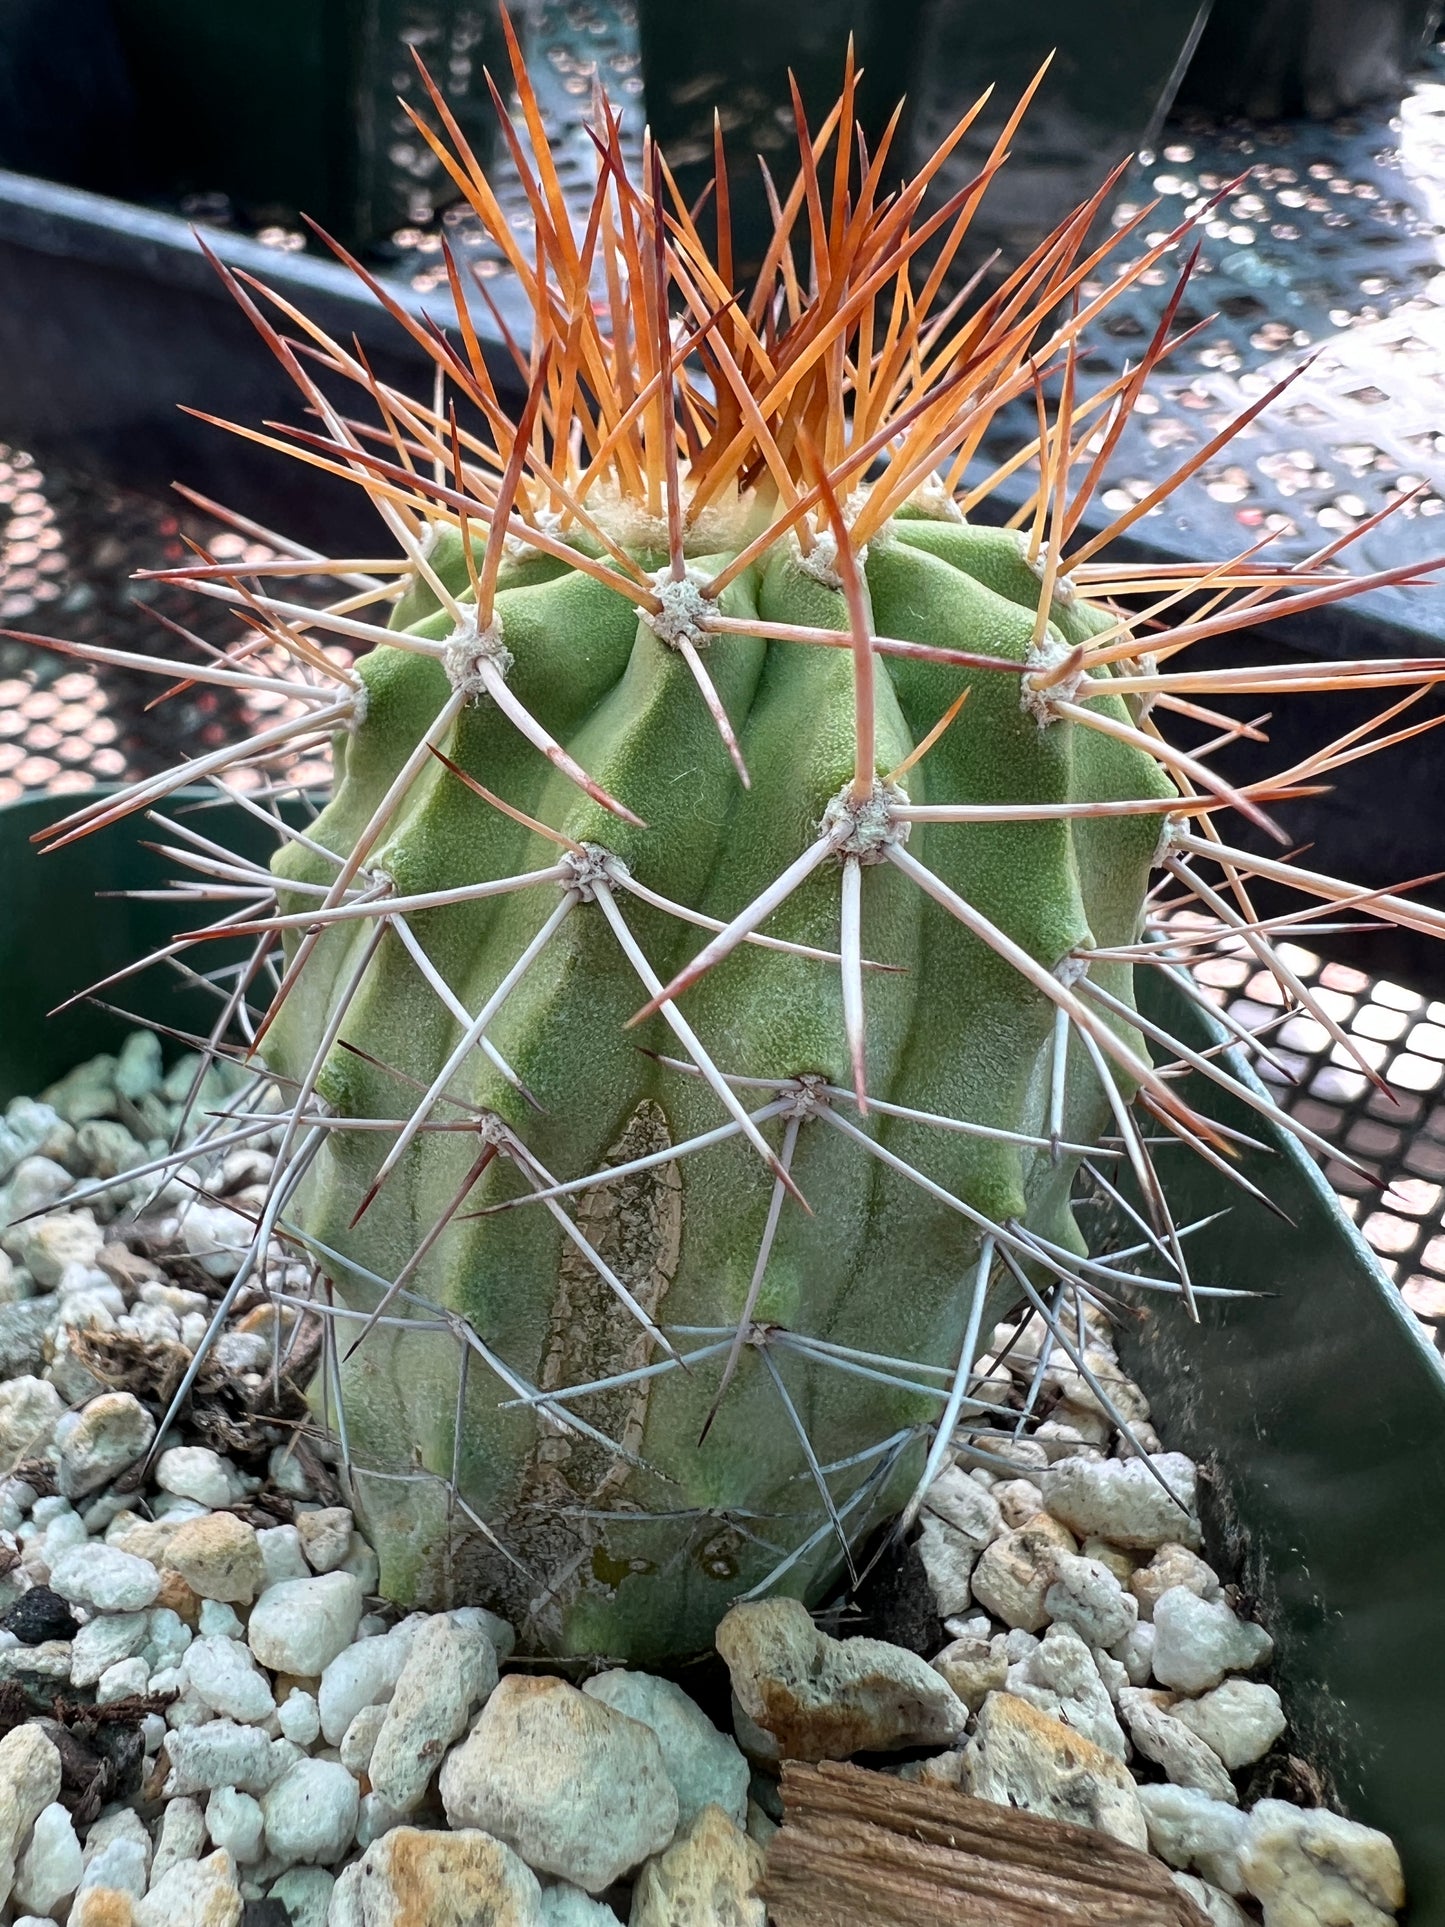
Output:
(41, 40), (1422, 1671)
(266, 514), (1171, 1660)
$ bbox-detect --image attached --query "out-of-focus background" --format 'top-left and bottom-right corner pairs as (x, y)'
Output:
(4, 0), (1445, 1334)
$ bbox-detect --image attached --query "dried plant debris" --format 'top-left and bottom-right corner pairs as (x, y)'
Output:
(761, 1760), (1213, 1926)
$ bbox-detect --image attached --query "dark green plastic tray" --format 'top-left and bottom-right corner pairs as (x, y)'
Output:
(3, 789), (1444, 1920)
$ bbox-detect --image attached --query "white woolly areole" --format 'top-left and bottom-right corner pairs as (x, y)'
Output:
(639, 569), (716, 650)
(781, 1073), (831, 1120)
(1014, 530), (1078, 607)
(1054, 953), (1089, 989)
(1129, 650), (1159, 721)
(561, 843), (617, 902)
(1152, 811), (1182, 869)
(443, 607), (513, 701)
(904, 476), (966, 523)
(1020, 637), (1086, 727)
(347, 682), (369, 730)
(796, 525), (870, 589)
(502, 507), (563, 565)
(819, 780), (910, 862)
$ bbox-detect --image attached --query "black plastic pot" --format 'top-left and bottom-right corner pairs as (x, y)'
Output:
(4, 789), (1445, 1920)
(1179, 0), (1444, 119)
(0, 168), (527, 553)
(0, 0), (504, 252)
(638, 0), (1214, 276)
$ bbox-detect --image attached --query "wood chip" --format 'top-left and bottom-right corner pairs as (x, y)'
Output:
(760, 1761), (1211, 1926)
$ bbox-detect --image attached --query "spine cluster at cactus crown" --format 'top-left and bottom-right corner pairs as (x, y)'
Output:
(16, 16), (1445, 1658)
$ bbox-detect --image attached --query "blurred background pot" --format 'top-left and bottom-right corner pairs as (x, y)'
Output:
(1178, 0), (1444, 119)
(638, 0), (1214, 279)
(0, 0), (503, 251)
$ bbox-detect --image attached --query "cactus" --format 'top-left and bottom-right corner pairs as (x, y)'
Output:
(29, 29), (1445, 1662)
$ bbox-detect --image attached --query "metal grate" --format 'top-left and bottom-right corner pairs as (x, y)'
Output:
(0, 443), (350, 806)
(1169, 913), (1445, 1346)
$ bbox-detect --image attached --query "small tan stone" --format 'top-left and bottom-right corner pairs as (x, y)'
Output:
(67, 1890), (137, 1927)
(439, 1676), (677, 1893)
(0, 1720), (63, 1907)
(898, 1749), (968, 1789)
(1239, 1800), (1404, 1927)
(1081, 1538), (1140, 1585)
(155, 1568), (203, 1628)
(108, 1513), (191, 1566)
(962, 1691), (1148, 1851)
(294, 1507), (353, 1575)
(930, 1635), (1007, 1712)
(969, 1520), (1076, 1632)
(1131, 1544), (1222, 1622)
(332, 1826), (542, 1926)
(630, 1804), (765, 1927)
(163, 1513), (265, 1605)
(716, 1598), (966, 1764)
(132, 1849), (242, 1927)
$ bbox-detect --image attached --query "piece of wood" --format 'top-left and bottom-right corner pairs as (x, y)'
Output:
(760, 1761), (1212, 1926)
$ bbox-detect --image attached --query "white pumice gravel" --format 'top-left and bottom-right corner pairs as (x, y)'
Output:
(0, 1041), (1416, 1924)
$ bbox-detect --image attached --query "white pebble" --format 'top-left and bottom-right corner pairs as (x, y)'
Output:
(0, 1376), (63, 1461)
(993, 1478), (1046, 1529)
(353, 1790), (408, 1851)
(213, 1331), (270, 1374)
(255, 1526), (309, 1588)
(1171, 1872), (1252, 1926)
(317, 1632), (407, 1746)
(13, 1801), (82, 1917)
(133, 1848), (242, 1927)
(97, 1655), (152, 1703)
(1043, 1553), (1138, 1649)
(179, 1203), (254, 1280)
(49, 1544), (161, 1614)
(1008, 1623), (1128, 1760)
(368, 1616), (498, 1812)
(917, 1514), (978, 1617)
(197, 1601), (244, 1640)
(922, 1465), (1002, 1548)
(1239, 1798), (1404, 1926)
(144, 1607), (192, 1671)
(582, 1668), (750, 1828)
(184, 1636), (277, 1725)
(1152, 1588), (1274, 1696)
(1139, 1785), (1250, 1895)
(266, 1447), (312, 1502)
(277, 1690), (321, 1747)
(70, 1610), (151, 1687)
(165, 1719), (279, 1796)
(1174, 1679), (1287, 1770)
(268, 1866), (333, 1927)
(247, 1573), (363, 1678)
(156, 1448), (233, 1510)
(151, 1794), (206, 1882)
(206, 1786), (265, 1864)
(261, 1758), (360, 1867)
(1112, 1619), (1156, 1687)
(1041, 1453), (1202, 1551)
(339, 1705), (387, 1776)
(1120, 1689), (1237, 1804)
(76, 1835), (148, 1899)
(57, 1391), (155, 1499)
